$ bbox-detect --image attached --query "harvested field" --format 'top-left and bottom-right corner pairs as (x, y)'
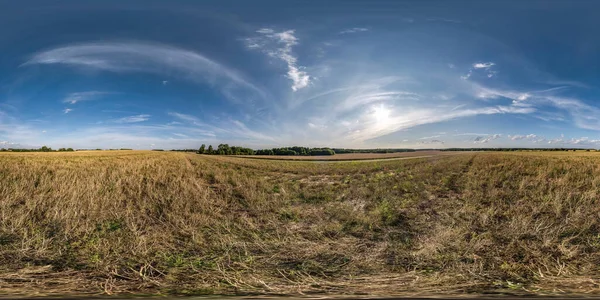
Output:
(1, 150), (600, 297)
(238, 150), (458, 161)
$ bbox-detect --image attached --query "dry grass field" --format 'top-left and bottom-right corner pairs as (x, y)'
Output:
(1, 150), (600, 296)
(238, 150), (453, 161)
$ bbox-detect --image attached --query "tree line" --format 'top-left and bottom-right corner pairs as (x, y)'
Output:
(0, 146), (74, 152)
(193, 145), (419, 156)
(193, 144), (336, 156)
(196, 144), (259, 155)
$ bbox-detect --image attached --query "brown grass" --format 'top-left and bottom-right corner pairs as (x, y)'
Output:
(1, 150), (600, 296)
(238, 150), (453, 161)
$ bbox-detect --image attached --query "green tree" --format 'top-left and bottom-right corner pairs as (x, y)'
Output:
(217, 144), (232, 155)
(40, 146), (52, 152)
(198, 144), (206, 154)
(207, 145), (213, 154)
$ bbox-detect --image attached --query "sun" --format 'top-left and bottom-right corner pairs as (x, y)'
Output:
(373, 104), (390, 125)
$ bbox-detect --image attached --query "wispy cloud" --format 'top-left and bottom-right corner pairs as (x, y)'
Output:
(167, 111), (272, 142)
(112, 114), (150, 123)
(462, 61), (497, 79)
(101, 109), (138, 114)
(339, 27), (369, 34)
(473, 134), (502, 144)
(471, 84), (600, 131)
(473, 62), (495, 69)
(168, 112), (201, 124)
(547, 134), (565, 144)
(454, 132), (491, 136)
(63, 108), (73, 114)
(419, 139), (445, 145)
(63, 91), (112, 104)
(509, 134), (537, 141)
(544, 96), (600, 130)
(245, 29), (310, 91)
(426, 17), (462, 24)
(24, 41), (266, 101)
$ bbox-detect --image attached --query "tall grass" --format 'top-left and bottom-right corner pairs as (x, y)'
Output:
(1, 151), (599, 296)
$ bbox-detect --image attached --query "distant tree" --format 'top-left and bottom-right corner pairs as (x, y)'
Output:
(207, 145), (214, 154)
(309, 148), (335, 156)
(217, 144), (232, 155)
(198, 144), (206, 154)
(67, 148), (74, 152)
(40, 146), (52, 152)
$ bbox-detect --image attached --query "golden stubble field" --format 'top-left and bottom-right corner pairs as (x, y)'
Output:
(1, 150), (600, 296)
(237, 150), (454, 161)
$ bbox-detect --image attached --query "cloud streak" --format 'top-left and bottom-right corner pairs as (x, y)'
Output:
(24, 41), (266, 101)
(112, 114), (150, 123)
(63, 91), (112, 104)
(509, 134), (537, 141)
(462, 61), (497, 79)
(473, 134), (502, 144)
(245, 29), (310, 91)
(339, 27), (369, 34)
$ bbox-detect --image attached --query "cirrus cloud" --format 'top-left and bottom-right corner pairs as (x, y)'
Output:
(24, 41), (267, 102)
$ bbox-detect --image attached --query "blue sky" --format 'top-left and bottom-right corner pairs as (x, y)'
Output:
(2, 0), (600, 149)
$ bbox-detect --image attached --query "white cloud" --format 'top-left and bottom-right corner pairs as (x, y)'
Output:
(473, 62), (495, 69)
(419, 135), (442, 140)
(113, 114), (150, 123)
(544, 96), (600, 131)
(24, 41), (266, 101)
(450, 104), (466, 111)
(477, 85), (600, 131)
(63, 91), (111, 104)
(547, 135), (565, 144)
(168, 112), (202, 124)
(462, 62), (497, 79)
(454, 132), (490, 136)
(256, 28), (274, 34)
(339, 27), (369, 34)
(245, 29), (310, 91)
(509, 134), (537, 141)
(346, 105), (534, 143)
(419, 139), (444, 145)
(63, 108), (73, 114)
(307, 122), (327, 130)
(166, 111), (272, 142)
(473, 134), (502, 144)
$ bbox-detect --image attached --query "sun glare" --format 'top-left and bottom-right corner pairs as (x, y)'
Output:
(373, 104), (390, 125)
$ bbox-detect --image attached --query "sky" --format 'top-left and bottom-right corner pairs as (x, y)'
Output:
(2, 0), (600, 149)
